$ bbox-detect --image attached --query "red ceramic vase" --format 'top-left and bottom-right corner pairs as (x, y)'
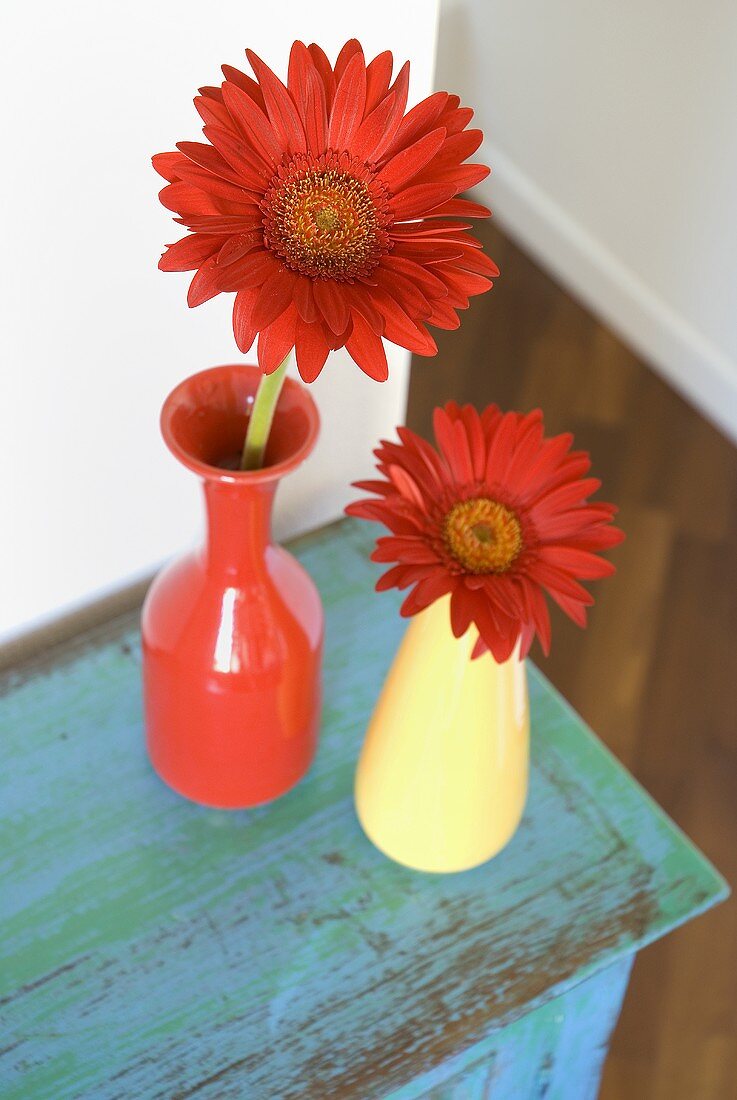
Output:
(142, 365), (323, 809)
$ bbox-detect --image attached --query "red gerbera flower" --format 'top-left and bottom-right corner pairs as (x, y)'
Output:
(346, 403), (624, 662)
(153, 39), (497, 383)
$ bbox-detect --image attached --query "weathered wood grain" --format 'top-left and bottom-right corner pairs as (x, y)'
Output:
(420, 957), (633, 1100)
(0, 519), (727, 1098)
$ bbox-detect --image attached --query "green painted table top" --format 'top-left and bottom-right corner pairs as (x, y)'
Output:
(0, 518), (727, 1099)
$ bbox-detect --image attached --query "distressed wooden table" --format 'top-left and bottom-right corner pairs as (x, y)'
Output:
(1, 519), (727, 1099)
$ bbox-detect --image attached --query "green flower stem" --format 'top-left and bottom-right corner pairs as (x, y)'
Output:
(239, 354), (291, 471)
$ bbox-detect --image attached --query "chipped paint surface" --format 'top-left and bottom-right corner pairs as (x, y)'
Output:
(0, 519), (727, 1098)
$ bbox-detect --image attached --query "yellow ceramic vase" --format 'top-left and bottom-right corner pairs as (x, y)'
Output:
(355, 595), (529, 874)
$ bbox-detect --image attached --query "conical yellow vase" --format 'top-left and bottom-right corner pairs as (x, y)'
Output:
(355, 595), (529, 873)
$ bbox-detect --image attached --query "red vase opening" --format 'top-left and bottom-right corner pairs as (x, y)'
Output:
(142, 364), (323, 809)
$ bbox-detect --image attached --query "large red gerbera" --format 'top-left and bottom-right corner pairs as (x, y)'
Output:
(153, 39), (497, 383)
(346, 402), (624, 661)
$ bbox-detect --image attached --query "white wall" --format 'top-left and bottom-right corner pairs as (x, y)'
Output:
(437, 0), (737, 442)
(0, 1), (439, 642)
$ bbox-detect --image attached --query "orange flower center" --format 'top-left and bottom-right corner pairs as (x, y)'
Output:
(262, 154), (391, 280)
(444, 498), (523, 573)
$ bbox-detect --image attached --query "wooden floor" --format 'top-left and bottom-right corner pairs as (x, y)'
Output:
(407, 222), (737, 1100)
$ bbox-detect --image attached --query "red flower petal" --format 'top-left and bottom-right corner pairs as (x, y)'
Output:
(170, 159), (258, 205)
(450, 585), (475, 638)
(390, 183), (456, 220)
(217, 233), (261, 265)
(372, 536), (440, 565)
(158, 182), (219, 215)
(334, 39), (364, 83)
(378, 128), (447, 193)
(250, 265), (298, 329)
(401, 571), (454, 616)
(313, 279), (350, 334)
(176, 141), (246, 186)
(295, 318), (331, 382)
(352, 93), (398, 163)
(293, 277), (318, 322)
(412, 162), (490, 193)
(152, 151), (184, 182)
(221, 64), (265, 109)
(440, 267), (494, 299)
(533, 478), (603, 518)
(389, 219), (473, 237)
(307, 43), (336, 109)
(328, 52), (366, 148)
(374, 564), (430, 591)
(430, 128), (484, 169)
(425, 298), (461, 331)
(381, 254), (448, 300)
(287, 47), (329, 156)
(370, 288), (438, 355)
(176, 213), (262, 235)
(287, 41), (311, 102)
(441, 103), (474, 136)
(158, 234), (225, 272)
(232, 249), (279, 288)
(373, 268), (433, 320)
(232, 286), (260, 353)
(187, 257), (221, 307)
(372, 62), (411, 161)
(246, 49), (307, 154)
(202, 126), (272, 188)
(457, 405), (486, 479)
(523, 582), (552, 656)
(342, 283), (384, 335)
(387, 464), (425, 508)
(221, 81), (283, 167)
(547, 590), (589, 628)
(528, 561), (595, 606)
(456, 247), (501, 278)
(365, 50), (394, 113)
(538, 545), (616, 579)
(391, 239), (464, 264)
(194, 94), (232, 130)
(427, 197), (491, 219)
(257, 304), (298, 374)
(345, 311), (388, 381)
(381, 92), (448, 163)
(471, 598), (519, 663)
(485, 412), (520, 483)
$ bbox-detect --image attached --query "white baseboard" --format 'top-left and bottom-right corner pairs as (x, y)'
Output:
(478, 141), (737, 445)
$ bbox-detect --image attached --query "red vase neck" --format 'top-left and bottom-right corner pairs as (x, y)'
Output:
(160, 363), (320, 579)
(202, 477), (276, 579)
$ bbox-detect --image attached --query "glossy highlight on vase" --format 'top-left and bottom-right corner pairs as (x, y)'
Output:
(142, 365), (323, 809)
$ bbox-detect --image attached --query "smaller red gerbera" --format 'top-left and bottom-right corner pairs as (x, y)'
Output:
(346, 402), (624, 661)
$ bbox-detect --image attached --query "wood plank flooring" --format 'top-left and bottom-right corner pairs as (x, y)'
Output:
(406, 221), (737, 1099)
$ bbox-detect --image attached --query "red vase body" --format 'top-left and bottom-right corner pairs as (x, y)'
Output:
(142, 365), (323, 809)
